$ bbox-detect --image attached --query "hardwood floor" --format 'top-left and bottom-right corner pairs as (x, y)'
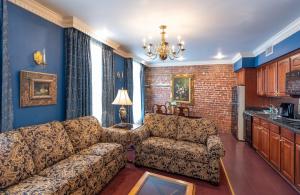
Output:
(100, 163), (231, 195)
(220, 134), (299, 195)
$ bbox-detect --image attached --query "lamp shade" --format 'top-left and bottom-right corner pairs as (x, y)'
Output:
(112, 89), (132, 106)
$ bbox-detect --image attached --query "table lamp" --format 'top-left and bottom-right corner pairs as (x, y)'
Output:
(112, 89), (133, 124)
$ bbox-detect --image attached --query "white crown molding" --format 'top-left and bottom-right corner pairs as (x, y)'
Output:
(253, 17), (300, 56)
(147, 59), (233, 67)
(8, 0), (132, 59)
(232, 52), (255, 64)
(9, 0), (65, 26)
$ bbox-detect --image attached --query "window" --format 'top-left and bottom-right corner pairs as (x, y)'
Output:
(91, 41), (103, 123)
(133, 61), (142, 124)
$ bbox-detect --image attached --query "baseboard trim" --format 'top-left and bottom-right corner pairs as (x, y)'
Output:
(221, 158), (236, 195)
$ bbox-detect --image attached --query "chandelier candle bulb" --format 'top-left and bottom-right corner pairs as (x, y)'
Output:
(142, 25), (186, 61)
(43, 48), (47, 65)
(177, 35), (181, 42)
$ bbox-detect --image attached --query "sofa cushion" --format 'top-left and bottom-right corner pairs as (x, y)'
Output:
(78, 143), (123, 165)
(3, 175), (69, 195)
(39, 155), (104, 192)
(173, 141), (209, 163)
(63, 116), (102, 152)
(144, 113), (178, 139)
(137, 137), (176, 156)
(19, 121), (75, 173)
(177, 117), (217, 144)
(0, 131), (35, 189)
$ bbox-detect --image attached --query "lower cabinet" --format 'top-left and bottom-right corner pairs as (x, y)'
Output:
(252, 124), (260, 150)
(269, 131), (281, 170)
(280, 137), (295, 182)
(252, 118), (298, 188)
(296, 136), (300, 189)
(261, 127), (270, 160)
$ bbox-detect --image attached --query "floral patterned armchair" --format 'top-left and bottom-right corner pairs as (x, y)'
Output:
(133, 113), (225, 185)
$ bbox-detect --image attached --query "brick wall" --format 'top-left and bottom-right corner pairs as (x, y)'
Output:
(145, 64), (237, 134)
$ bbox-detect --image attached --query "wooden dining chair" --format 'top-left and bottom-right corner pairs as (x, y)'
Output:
(152, 104), (167, 114)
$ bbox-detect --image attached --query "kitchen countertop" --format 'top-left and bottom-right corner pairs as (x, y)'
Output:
(244, 110), (300, 134)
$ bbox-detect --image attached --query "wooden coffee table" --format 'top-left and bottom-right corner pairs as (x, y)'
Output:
(128, 172), (195, 195)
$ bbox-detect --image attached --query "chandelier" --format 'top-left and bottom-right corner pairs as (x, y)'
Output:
(142, 25), (185, 61)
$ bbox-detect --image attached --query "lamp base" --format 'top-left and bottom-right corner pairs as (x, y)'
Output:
(119, 105), (127, 123)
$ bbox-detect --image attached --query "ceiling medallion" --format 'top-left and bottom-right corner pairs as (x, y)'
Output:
(142, 25), (185, 61)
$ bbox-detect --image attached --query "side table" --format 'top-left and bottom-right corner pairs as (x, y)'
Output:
(105, 123), (142, 162)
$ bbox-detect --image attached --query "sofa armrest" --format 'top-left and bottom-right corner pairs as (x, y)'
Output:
(101, 128), (131, 148)
(130, 125), (150, 145)
(207, 135), (225, 158)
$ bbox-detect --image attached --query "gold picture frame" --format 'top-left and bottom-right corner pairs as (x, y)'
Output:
(171, 74), (194, 104)
(20, 71), (57, 107)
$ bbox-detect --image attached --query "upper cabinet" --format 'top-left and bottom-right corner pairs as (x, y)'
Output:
(291, 53), (300, 71)
(267, 62), (277, 97)
(257, 57), (291, 97)
(263, 66), (268, 96)
(257, 67), (264, 96)
(257, 65), (269, 96)
(236, 69), (245, 86)
(277, 58), (291, 96)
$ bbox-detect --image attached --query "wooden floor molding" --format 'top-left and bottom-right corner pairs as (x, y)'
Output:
(221, 159), (236, 195)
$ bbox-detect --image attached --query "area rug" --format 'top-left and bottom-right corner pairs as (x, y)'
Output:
(99, 159), (233, 195)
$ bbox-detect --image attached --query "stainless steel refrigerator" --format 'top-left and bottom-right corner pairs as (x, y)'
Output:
(232, 86), (245, 141)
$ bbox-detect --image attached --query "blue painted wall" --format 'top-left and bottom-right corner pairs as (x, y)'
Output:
(255, 30), (300, 66)
(8, 3), (65, 128)
(234, 30), (300, 72)
(113, 53), (125, 123)
(234, 57), (256, 71)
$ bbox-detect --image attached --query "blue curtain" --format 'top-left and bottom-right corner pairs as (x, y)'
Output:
(0, 0), (13, 132)
(65, 28), (92, 119)
(140, 63), (145, 123)
(124, 58), (133, 123)
(102, 44), (115, 127)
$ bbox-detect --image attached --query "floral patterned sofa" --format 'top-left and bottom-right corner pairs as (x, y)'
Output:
(0, 116), (126, 195)
(133, 113), (225, 184)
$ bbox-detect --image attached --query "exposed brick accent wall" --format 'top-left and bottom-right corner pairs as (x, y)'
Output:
(145, 64), (237, 134)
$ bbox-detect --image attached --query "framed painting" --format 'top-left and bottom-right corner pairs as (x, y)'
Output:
(171, 74), (194, 104)
(20, 71), (57, 107)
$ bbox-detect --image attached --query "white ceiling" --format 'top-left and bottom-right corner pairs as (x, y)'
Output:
(36, 0), (300, 65)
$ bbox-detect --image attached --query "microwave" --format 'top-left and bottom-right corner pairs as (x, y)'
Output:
(286, 70), (300, 97)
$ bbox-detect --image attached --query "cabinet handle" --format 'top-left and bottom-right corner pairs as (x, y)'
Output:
(279, 139), (284, 142)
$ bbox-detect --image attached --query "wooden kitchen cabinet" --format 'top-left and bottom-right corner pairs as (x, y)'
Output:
(267, 62), (277, 97)
(263, 58), (290, 97)
(269, 131), (281, 170)
(280, 137), (295, 182)
(256, 51), (294, 97)
(277, 58), (291, 96)
(252, 123), (260, 150)
(236, 69), (245, 85)
(263, 65), (268, 96)
(257, 67), (264, 96)
(291, 53), (300, 71)
(296, 144), (300, 189)
(260, 127), (270, 159)
(257, 65), (268, 96)
(296, 135), (300, 189)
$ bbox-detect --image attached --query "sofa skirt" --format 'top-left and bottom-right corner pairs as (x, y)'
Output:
(135, 152), (220, 184)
